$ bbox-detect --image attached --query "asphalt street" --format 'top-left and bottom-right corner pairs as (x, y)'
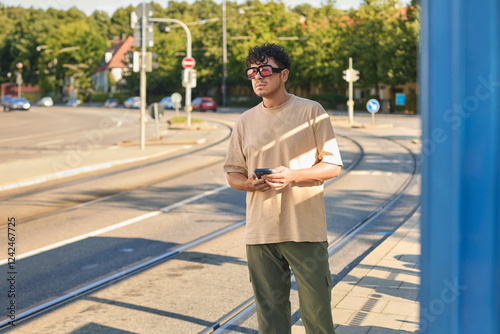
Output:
(0, 105), (421, 333)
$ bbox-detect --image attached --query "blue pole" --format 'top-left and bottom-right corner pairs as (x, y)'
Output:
(421, 0), (500, 333)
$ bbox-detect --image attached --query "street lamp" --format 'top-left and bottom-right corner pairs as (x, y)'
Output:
(36, 45), (82, 100)
(222, 0), (227, 107)
(15, 62), (23, 97)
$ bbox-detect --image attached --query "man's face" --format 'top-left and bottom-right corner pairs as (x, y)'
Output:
(249, 58), (288, 98)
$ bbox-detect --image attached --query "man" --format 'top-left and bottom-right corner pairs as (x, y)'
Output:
(224, 43), (343, 333)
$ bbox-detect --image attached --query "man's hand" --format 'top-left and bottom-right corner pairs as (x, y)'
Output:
(227, 172), (271, 192)
(248, 174), (272, 192)
(263, 163), (341, 191)
(263, 166), (295, 191)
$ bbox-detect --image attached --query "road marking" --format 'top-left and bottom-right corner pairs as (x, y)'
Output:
(0, 184), (231, 265)
(36, 139), (64, 147)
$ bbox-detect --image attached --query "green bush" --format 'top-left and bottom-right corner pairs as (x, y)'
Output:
(89, 92), (130, 104)
(311, 93), (348, 110)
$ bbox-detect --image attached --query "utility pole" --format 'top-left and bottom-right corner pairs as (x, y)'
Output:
(342, 57), (360, 125)
(222, 0), (227, 107)
(132, 3), (154, 150)
(16, 62), (23, 97)
(131, 4), (194, 137)
(140, 3), (147, 150)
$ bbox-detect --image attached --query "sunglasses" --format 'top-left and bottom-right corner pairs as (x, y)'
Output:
(245, 65), (285, 79)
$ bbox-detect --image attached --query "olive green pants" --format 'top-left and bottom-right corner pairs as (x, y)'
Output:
(246, 242), (335, 334)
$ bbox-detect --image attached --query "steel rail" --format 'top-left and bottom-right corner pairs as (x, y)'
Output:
(0, 117), (233, 228)
(202, 136), (418, 334)
(0, 132), (362, 330)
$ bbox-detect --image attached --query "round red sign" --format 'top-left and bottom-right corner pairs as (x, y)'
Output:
(182, 57), (196, 69)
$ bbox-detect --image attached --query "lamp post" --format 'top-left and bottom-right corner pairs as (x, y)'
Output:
(15, 62), (23, 97)
(36, 45), (82, 100)
(149, 17), (193, 127)
(222, 0), (227, 107)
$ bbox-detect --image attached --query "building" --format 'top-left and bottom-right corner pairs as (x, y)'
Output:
(93, 36), (134, 93)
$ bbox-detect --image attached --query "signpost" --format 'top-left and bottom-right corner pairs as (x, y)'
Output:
(342, 57), (359, 125)
(182, 57), (195, 69)
(366, 98), (380, 125)
(171, 92), (182, 116)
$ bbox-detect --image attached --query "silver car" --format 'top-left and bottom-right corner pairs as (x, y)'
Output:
(7, 97), (31, 111)
(37, 97), (54, 107)
(124, 97), (141, 109)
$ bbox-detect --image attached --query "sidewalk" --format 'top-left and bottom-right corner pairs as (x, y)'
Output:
(293, 210), (421, 334)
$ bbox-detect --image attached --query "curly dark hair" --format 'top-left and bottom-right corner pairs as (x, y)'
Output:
(245, 43), (291, 70)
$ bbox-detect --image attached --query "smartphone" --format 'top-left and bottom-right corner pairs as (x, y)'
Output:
(254, 168), (273, 179)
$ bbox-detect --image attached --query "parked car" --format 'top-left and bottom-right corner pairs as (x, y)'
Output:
(158, 97), (174, 109)
(104, 99), (119, 108)
(124, 96), (141, 109)
(191, 97), (217, 112)
(6, 97), (31, 111)
(1, 95), (12, 110)
(36, 97), (54, 107)
(66, 99), (81, 107)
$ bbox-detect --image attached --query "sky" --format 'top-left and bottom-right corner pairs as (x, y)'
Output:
(0, 0), (409, 16)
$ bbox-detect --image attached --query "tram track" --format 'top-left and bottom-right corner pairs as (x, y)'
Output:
(0, 132), (364, 331)
(0, 118), (233, 227)
(0, 122), (419, 333)
(201, 136), (419, 334)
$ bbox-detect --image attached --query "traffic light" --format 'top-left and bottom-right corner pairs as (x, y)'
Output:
(182, 69), (197, 88)
(342, 69), (350, 82)
(351, 69), (360, 82)
(342, 69), (360, 82)
(132, 4), (154, 48)
(134, 23), (154, 48)
(130, 12), (138, 29)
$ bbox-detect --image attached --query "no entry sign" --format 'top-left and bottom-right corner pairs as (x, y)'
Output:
(182, 57), (196, 69)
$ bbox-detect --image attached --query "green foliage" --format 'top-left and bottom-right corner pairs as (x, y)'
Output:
(170, 116), (202, 123)
(90, 91), (129, 103)
(311, 93), (348, 110)
(0, 0), (419, 108)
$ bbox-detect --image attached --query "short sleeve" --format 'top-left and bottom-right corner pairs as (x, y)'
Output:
(313, 107), (343, 166)
(223, 117), (249, 176)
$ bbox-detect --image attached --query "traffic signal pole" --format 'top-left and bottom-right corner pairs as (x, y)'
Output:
(140, 3), (147, 150)
(149, 18), (193, 127)
(342, 57), (359, 126)
(348, 58), (354, 125)
(132, 3), (194, 137)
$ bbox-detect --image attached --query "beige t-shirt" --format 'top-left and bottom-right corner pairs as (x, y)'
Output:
(224, 95), (343, 245)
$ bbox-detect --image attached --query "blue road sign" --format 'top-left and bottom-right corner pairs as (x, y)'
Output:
(395, 93), (406, 106)
(366, 99), (380, 113)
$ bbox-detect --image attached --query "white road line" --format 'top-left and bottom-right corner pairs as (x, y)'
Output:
(36, 139), (64, 147)
(0, 184), (231, 265)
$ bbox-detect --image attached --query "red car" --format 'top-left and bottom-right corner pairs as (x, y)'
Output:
(192, 97), (217, 112)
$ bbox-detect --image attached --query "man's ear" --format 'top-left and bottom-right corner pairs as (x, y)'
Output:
(282, 69), (289, 82)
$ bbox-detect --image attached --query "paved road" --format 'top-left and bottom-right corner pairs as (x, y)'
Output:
(0, 106), (421, 333)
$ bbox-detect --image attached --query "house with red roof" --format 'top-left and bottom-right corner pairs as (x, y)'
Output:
(93, 36), (134, 93)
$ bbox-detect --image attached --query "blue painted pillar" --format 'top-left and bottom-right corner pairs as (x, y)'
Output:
(420, 0), (500, 333)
